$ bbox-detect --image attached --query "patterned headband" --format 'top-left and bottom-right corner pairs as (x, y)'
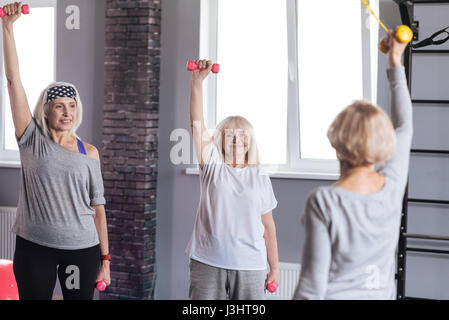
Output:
(46, 85), (77, 103)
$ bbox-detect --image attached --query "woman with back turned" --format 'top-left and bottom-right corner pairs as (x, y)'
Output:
(294, 30), (412, 299)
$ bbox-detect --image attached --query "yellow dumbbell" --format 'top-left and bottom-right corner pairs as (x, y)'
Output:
(361, 0), (413, 54)
(379, 25), (414, 54)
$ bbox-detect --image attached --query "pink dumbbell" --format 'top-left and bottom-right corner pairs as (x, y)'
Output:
(187, 60), (220, 74)
(0, 4), (30, 18)
(96, 280), (107, 292)
(266, 282), (277, 293)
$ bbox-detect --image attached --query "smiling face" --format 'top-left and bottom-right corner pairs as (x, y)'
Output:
(45, 97), (78, 132)
(214, 116), (260, 167)
(222, 126), (250, 166)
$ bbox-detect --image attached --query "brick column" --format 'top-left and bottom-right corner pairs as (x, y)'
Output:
(101, 0), (161, 300)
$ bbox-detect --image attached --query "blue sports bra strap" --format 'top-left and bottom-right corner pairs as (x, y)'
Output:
(77, 138), (87, 155)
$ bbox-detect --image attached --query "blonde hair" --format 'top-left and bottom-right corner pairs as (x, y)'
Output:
(213, 116), (261, 167)
(327, 100), (396, 167)
(33, 82), (83, 138)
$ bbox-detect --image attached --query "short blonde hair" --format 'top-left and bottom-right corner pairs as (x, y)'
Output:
(33, 82), (83, 138)
(213, 116), (261, 167)
(327, 100), (396, 167)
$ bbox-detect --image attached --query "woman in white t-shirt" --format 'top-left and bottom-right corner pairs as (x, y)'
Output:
(186, 59), (279, 300)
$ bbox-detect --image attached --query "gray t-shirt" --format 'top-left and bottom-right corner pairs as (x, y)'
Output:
(294, 66), (413, 299)
(12, 118), (106, 250)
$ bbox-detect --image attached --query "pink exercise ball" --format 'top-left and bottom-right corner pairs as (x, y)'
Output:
(0, 260), (19, 300)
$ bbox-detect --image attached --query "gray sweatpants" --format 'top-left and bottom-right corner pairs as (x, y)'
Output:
(189, 259), (266, 300)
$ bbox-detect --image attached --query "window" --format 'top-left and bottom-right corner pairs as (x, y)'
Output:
(215, 0), (288, 166)
(0, 0), (56, 164)
(200, 0), (379, 177)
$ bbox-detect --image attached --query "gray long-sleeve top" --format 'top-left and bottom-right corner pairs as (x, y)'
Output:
(293, 66), (413, 300)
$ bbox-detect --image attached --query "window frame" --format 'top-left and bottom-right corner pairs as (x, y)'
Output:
(198, 0), (380, 179)
(0, 0), (57, 166)
(288, 0), (379, 175)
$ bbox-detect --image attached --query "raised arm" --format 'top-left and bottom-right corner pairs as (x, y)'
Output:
(2, 2), (31, 139)
(190, 59), (213, 168)
(381, 30), (413, 188)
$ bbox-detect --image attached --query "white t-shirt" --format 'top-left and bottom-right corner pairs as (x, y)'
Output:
(186, 143), (278, 270)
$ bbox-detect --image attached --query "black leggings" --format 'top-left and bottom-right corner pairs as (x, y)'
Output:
(13, 236), (101, 300)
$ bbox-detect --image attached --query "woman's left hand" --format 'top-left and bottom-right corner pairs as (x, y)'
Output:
(265, 269), (279, 291)
(96, 261), (111, 286)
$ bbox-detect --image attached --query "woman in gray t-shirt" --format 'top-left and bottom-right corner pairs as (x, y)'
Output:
(294, 31), (412, 299)
(2, 2), (110, 300)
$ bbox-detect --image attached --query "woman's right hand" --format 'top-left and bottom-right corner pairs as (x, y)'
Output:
(191, 59), (213, 84)
(387, 29), (408, 68)
(2, 2), (23, 27)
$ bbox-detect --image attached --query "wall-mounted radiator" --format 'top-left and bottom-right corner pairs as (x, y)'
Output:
(0, 207), (16, 260)
(265, 262), (301, 300)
